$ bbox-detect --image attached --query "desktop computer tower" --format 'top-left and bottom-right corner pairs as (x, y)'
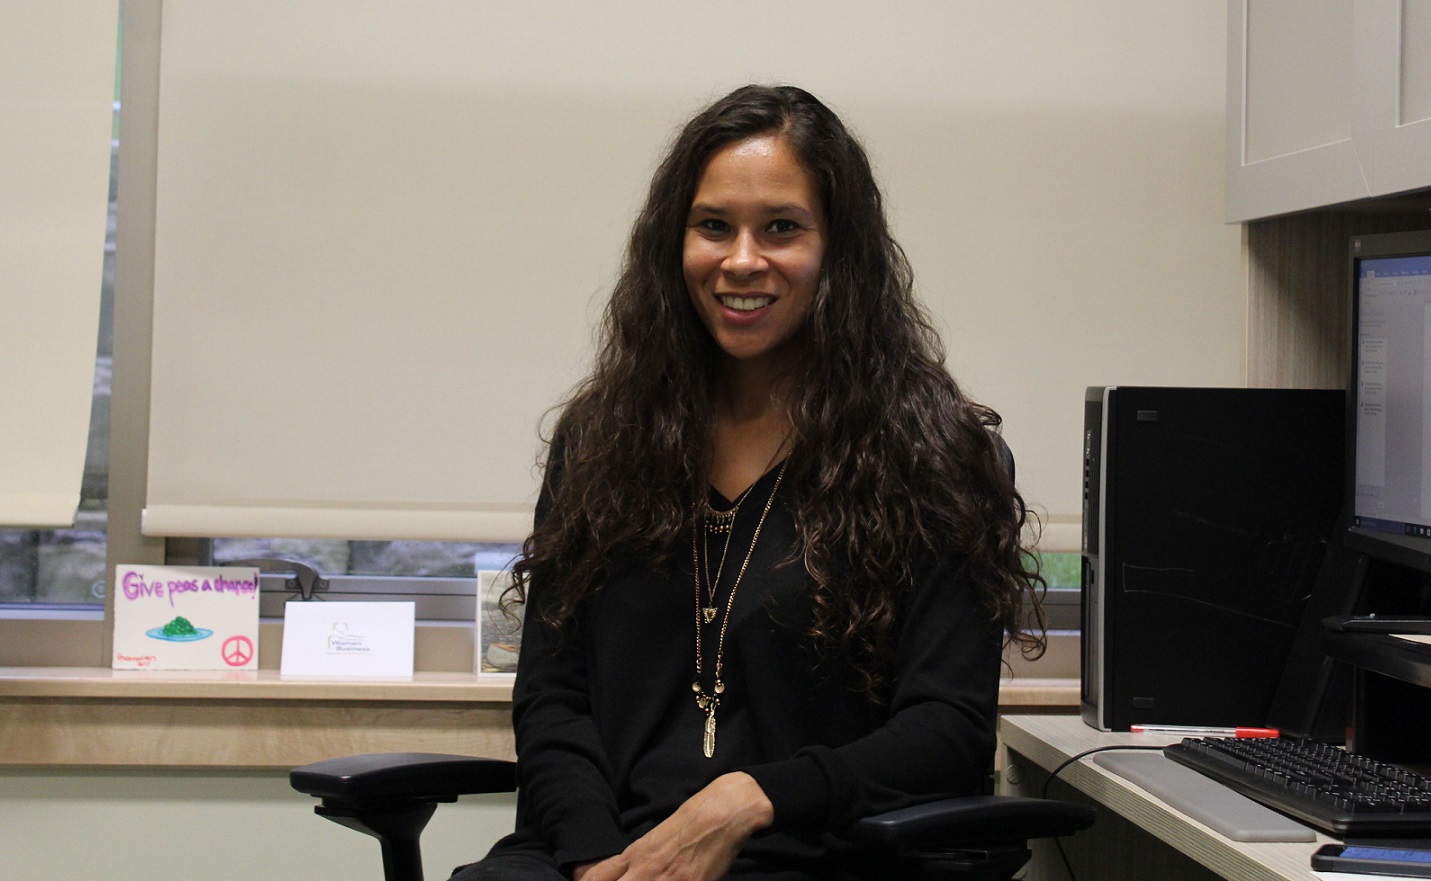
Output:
(1080, 387), (1344, 731)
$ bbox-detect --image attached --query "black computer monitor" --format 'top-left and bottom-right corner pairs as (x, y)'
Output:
(1266, 229), (1431, 739)
(1346, 230), (1431, 576)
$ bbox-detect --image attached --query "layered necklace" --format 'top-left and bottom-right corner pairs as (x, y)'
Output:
(696, 480), (759, 624)
(690, 459), (788, 759)
(702, 480), (756, 536)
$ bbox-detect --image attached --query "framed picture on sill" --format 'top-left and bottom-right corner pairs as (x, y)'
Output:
(476, 568), (523, 678)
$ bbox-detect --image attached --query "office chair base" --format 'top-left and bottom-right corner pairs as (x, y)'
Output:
(895, 845), (1032, 881)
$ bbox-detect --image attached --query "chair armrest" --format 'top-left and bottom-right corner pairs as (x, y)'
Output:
(850, 795), (1096, 849)
(290, 752), (517, 803)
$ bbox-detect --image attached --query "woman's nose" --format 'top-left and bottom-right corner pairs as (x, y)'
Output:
(722, 230), (767, 276)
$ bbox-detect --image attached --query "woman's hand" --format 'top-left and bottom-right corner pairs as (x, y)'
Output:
(572, 855), (626, 881)
(571, 772), (773, 881)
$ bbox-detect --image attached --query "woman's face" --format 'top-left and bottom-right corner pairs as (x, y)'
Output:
(683, 134), (826, 372)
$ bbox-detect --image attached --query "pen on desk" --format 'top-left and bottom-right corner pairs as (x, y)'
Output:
(1129, 724), (1280, 738)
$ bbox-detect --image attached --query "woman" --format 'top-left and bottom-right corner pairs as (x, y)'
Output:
(456, 84), (1044, 881)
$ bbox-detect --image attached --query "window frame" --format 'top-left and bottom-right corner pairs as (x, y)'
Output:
(3, 1), (1085, 672)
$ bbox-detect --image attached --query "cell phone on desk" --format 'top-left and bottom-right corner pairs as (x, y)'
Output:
(1312, 843), (1431, 877)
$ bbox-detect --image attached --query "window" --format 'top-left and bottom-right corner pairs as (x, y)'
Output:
(8, 6), (1096, 668)
(209, 537), (521, 622)
(1038, 550), (1081, 631)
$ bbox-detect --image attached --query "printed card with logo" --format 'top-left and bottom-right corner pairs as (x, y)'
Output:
(112, 565), (260, 671)
(279, 601), (415, 678)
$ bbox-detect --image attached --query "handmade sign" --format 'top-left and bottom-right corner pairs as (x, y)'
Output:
(112, 565), (260, 670)
(280, 601), (415, 678)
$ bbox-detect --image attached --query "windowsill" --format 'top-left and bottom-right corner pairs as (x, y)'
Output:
(0, 666), (514, 702)
(0, 666), (1078, 769)
(996, 676), (1081, 709)
(0, 666), (1077, 707)
(0, 666), (521, 769)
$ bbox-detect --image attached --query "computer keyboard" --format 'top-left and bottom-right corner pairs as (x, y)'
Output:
(1163, 736), (1431, 837)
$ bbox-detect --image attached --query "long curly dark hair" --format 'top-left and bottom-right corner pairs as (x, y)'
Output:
(513, 84), (1045, 694)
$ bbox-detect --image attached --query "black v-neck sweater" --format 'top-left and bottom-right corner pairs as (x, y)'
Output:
(485, 465), (1002, 879)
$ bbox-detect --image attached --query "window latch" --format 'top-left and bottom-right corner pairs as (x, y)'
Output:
(222, 557), (329, 601)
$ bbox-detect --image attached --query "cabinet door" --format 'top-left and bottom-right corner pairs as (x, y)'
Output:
(1226, 0), (1368, 222)
(1354, 0), (1431, 198)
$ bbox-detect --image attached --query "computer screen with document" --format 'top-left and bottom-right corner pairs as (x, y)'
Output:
(1348, 231), (1431, 574)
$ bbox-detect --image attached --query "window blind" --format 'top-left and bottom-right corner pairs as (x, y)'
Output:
(0, 2), (118, 528)
(142, 2), (1244, 546)
(142, 3), (611, 541)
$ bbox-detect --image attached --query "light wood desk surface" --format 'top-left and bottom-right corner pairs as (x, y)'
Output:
(1000, 714), (1333, 881)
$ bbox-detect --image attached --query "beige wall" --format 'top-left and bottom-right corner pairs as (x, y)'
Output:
(0, 770), (515, 880)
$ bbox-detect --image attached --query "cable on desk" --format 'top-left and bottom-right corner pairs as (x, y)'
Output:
(1038, 744), (1166, 881)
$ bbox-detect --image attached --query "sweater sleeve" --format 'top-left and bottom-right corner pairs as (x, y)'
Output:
(509, 580), (632, 867)
(507, 443), (630, 868)
(740, 552), (1004, 834)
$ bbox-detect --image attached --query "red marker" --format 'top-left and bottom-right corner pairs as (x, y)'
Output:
(1130, 724), (1280, 738)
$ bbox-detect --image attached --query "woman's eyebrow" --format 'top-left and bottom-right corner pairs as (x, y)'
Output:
(763, 203), (814, 217)
(688, 202), (814, 217)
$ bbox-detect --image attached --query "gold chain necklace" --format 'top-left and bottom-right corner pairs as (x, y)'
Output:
(703, 480), (756, 535)
(690, 459), (788, 759)
(699, 516), (736, 625)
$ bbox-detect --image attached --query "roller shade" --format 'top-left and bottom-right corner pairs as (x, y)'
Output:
(141, 1), (1245, 545)
(0, 2), (118, 527)
(143, 2), (603, 541)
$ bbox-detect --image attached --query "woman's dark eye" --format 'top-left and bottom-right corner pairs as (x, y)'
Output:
(697, 219), (730, 233)
(769, 219), (800, 234)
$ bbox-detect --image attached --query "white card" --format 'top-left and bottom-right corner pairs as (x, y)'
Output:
(112, 565), (260, 671)
(280, 601), (415, 678)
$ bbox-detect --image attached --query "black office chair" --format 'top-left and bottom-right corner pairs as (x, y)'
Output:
(290, 751), (1094, 881)
(290, 437), (1092, 879)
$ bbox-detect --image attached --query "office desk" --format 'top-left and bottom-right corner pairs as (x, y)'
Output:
(1000, 714), (1331, 881)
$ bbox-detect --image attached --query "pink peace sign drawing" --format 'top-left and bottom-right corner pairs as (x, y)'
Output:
(222, 635), (254, 667)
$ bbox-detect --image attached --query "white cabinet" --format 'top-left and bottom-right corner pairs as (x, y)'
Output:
(1355, 2), (1431, 198)
(1227, 0), (1431, 221)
